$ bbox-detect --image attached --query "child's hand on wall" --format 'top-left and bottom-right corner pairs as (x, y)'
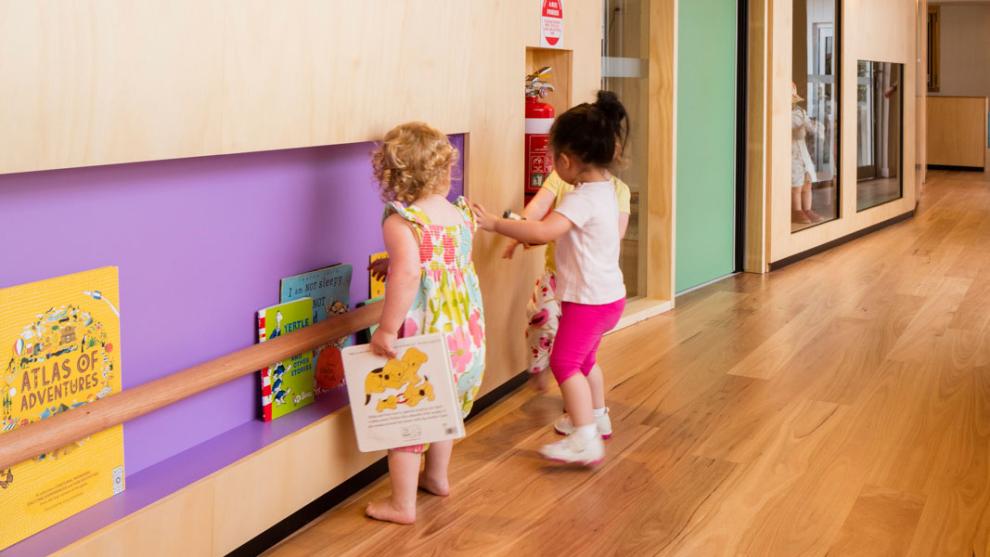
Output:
(368, 257), (390, 282)
(370, 328), (398, 359)
(471, 202), (499, 232)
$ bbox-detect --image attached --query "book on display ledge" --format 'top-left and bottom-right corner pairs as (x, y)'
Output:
(279, 264), (353, 394)
(257, 297), (315, 421)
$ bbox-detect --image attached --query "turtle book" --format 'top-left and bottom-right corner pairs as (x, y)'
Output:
(342, 334), (464, 452)
(279, 264), (352, 394)
(0, 267), (125, 550)
(257, 298), (314, 421)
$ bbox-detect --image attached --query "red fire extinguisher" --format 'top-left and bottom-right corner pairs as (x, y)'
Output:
(525, 67), (555, 199)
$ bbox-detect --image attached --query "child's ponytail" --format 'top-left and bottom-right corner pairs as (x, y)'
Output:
(550, 90), (630, 169)
(593, 91), (629, 157)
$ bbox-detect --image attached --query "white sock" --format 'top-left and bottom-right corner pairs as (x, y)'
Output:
(592, 407), (607, 418)
(574, 424), (598, 441)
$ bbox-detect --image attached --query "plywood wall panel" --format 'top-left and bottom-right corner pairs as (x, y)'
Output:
(54, 479), (216, 557)
(927, 95), (988, 168)
(465, 1), (604, 392)
(211, 408), (381, 555)
(0, 0), (472, 174)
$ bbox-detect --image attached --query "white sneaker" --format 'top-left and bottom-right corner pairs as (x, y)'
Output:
(539, 433), (605, 466)
(553, 410), (613, 439)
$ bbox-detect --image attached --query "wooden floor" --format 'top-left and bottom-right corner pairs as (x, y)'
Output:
(267, 171), (990, 557)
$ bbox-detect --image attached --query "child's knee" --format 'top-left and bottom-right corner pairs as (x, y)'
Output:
(549, 355), (581, 385)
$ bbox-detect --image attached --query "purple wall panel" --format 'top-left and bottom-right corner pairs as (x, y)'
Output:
(0, 135), (465, 476)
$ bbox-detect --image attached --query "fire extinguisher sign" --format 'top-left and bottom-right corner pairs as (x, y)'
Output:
(540, 0), (564, 48)
(526, 134), (553, 194)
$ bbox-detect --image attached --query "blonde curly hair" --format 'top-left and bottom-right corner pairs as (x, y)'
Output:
(371, 122), (458, 204)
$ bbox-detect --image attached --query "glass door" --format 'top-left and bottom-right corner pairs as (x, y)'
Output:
(857, 60), (903, 211)
(602, 0), (648, 298)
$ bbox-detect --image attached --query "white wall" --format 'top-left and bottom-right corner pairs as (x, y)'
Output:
(932, 2), (990, 98)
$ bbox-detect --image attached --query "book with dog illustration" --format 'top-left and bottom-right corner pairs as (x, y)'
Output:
(257, 298), (314, 421)
(279, 264), (352, 393)
(342, 334), (464, 452)
(0, 267), (125, 550)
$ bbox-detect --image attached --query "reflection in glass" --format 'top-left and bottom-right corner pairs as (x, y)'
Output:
(602, 0), (647, 297)
(857, 61), (903, 211)
(792, 0), (839, 232)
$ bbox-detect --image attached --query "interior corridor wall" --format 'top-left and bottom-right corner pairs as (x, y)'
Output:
(675, 0), (738, 292)
(931, 2), (990, 100)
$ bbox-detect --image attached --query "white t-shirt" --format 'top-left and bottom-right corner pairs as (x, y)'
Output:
(553, 180), (627, 305)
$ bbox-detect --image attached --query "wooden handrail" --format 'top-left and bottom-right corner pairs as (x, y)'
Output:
(0, 302), (382, 471)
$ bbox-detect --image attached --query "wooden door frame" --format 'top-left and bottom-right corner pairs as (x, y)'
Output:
(743, 0), (771, 272)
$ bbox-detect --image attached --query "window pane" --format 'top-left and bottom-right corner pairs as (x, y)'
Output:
(792, 0), (840, 232)
(857, 60), (904, 211)
(602, 0), (648, 298)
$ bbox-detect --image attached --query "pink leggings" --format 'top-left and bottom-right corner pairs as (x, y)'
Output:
(549, 298), (625, 384)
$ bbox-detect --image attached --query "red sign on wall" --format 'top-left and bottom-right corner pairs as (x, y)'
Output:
(540, 0), (564, 48)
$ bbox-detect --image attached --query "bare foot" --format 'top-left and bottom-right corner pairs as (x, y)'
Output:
(529, 369), (552, 393)
(792, 210), (812, 224)
(419, 472), (450, 497)
(365, 498), (416, 524)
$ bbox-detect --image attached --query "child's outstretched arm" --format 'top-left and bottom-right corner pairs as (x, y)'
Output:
(502, 187), (557, 259)
(370, 214), (420, 358)
(521, 187), (557, 221)
(619, 212), (630, 239)
(473, 202), (572, 245)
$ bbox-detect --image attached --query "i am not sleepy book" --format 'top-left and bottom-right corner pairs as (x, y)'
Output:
(279, 264), (352, 394)
(257, 297), (314, 421)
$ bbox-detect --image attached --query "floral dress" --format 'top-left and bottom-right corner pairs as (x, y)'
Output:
(386, 197), (486, 423)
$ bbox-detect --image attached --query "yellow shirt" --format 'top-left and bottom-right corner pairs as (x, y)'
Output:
(541, 171), (631, 272)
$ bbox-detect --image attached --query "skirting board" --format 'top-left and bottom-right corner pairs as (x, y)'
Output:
(927, 164), (986, 172)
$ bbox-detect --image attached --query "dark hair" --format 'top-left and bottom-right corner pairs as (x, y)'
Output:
(549, 90), (629, 168)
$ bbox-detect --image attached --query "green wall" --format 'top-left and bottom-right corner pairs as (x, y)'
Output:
(676, 0), (737, 292)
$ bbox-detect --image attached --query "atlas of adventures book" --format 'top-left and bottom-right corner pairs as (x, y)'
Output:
(0, 267), (125, 551)
(257, 298), (314, 421)
(279, 264), (352, 394)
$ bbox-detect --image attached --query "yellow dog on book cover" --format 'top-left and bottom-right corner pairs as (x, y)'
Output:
(0, 267), (125, 550)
